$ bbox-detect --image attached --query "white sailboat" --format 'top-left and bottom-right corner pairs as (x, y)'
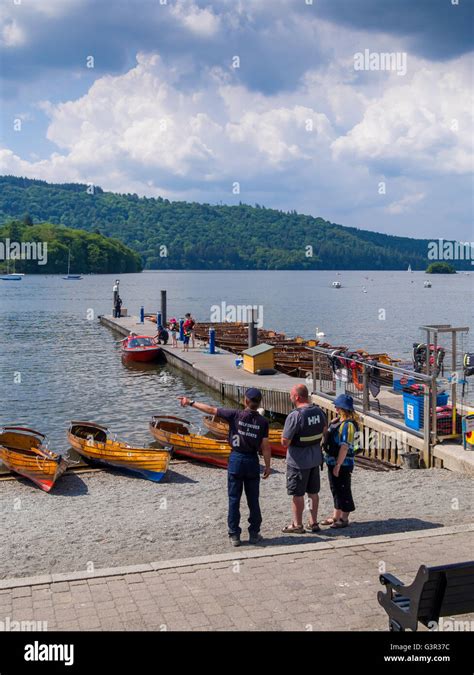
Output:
(63, 250), (82, 280)
(407, 264), (412, 273)
(0, 259), (22, 281)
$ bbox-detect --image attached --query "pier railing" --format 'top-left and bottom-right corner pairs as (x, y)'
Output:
(305, 346), (437, 468)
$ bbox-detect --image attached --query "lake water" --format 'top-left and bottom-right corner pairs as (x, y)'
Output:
(1, 270), (472, 452)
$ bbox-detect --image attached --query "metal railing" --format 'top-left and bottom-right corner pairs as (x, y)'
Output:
(306, 346), (437, 467)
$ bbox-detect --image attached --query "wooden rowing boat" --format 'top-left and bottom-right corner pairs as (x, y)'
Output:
(202, 416), (286, 457)
(149, 415), (231, 468)
(67, 421), (170, 482)
(0, 427), (67, 492)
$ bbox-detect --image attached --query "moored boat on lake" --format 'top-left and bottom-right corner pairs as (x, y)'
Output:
(121, 335), (161, 362)
(67, 421), (170, 481)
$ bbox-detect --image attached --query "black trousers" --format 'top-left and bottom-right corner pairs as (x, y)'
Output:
(327, 464), (355, 513)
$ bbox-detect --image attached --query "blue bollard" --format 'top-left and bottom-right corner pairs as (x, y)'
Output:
(157, 312), (162, 329)
(179, 318), (184, 341)
(209, 328), (215, 354)
(140, 306), (145, 323)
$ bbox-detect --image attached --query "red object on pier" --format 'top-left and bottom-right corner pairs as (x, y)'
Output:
(121, 335), (161, 362)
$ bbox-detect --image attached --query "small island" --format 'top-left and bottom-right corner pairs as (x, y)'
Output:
(426, 262), (457, 274)
(0, 218), (142, 274)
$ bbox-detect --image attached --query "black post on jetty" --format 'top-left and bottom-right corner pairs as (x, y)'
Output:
(248, 308), (258, 348)
(113, 279), (120, 316)
(161, 290), (167, 326)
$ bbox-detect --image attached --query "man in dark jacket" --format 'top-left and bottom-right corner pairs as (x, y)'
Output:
(179, 388), (271, 546)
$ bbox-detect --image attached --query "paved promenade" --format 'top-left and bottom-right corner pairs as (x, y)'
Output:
(0, 525), (473, 631)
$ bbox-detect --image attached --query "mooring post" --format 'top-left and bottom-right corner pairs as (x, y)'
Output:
(209, 327), (216, 354)
(112, 279), (119, 316)
(161, 290), (167, 326)
(248, 308), (257, 348)
(140, 306), (145, 323)
(179, 318), (184, 341)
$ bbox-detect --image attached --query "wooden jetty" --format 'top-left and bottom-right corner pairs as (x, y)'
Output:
(99, 314), (438, 469)
(100, 314), (307, 415)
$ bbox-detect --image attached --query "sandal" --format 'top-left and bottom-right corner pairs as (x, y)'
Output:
(330, 519), (349, 529)
(321, 517), (336, 526)
(282, 524), (305, 534)
(305, 522), (321, 533)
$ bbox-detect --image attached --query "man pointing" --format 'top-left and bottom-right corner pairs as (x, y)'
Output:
(179, 388), (271, 547)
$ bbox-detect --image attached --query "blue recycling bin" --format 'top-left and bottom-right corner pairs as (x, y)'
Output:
(403, 391), (449, 430)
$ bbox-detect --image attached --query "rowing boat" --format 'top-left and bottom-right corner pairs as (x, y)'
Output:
(149, 415), (231, 467)
(202, 415), (286, 457)
(0, 426), (68, 492)
(67, 421), (170, 481)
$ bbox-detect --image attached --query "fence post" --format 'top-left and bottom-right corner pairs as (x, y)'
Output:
(312, 350), (316, 394)
(362, 363), (369, 413)
(422, 383), (431, 468)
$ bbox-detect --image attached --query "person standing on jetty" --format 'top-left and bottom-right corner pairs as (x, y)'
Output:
(179, 388), (271, 547)
(184, 313), (196, 348)
(281, 384), (327, 534)
(114, 294), (122, 319)
(168, 317), (179, 348)
(321, 394), (358, 529)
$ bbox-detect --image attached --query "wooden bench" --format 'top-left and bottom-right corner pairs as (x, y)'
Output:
(378, 560), (474, 631)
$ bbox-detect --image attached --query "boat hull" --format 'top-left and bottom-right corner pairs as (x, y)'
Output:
(202, 416), (286, 457)
(67, 422), (170, 482)
(0, 427), (66, 492)
(121, 348), (161, 363)
(149, 416), (231, 467)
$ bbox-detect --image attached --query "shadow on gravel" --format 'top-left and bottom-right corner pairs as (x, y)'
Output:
(256, 518), (444, 548)
(165, 469), (197, 484)
(43, 472), (88, 496)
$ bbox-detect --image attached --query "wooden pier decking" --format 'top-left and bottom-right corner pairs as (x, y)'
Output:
(98, 315), (474, 474)
(100, 315), (307, 414)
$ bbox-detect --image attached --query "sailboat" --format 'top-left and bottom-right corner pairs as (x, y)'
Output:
(63, 250), (82, 280)
(407, 264), (413, 273)
(0, 259), (22, 281)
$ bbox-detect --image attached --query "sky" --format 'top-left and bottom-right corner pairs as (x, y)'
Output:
(0, 0), (473, 239)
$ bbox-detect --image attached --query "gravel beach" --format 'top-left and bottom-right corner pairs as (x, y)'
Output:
(1, 458), (473, 579)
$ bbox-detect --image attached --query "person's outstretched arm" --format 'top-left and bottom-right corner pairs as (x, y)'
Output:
(178, 396), (218, 416)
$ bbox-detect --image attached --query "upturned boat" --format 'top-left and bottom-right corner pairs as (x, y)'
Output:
(67, 421), (170, 481)
(121, 335), (161, 363)
(149, 415), (231, 468)
(0, 426), (68, 492)
(202, 415), (286, 457)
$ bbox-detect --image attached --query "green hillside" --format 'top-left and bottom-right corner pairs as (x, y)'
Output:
(0, 218), (142, 274)
(0, 175), (469, 270)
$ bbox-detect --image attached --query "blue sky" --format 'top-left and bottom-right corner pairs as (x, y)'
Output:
(0, 0), (473, 239)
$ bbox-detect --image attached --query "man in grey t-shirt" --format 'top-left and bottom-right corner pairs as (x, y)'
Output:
(281, 384), (327, 534)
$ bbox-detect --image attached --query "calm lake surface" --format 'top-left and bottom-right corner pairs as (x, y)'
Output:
(1, 270), (472, 452)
